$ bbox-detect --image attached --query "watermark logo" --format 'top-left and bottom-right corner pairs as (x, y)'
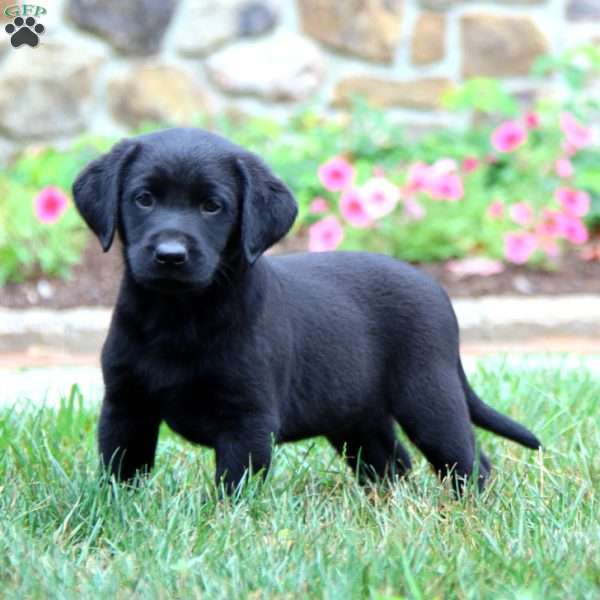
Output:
(4, 4), (46, 48)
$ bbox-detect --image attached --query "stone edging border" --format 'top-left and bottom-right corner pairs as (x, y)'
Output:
(2, 295), (600, 354)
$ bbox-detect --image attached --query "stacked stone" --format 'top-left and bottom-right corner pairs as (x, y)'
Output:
(0, 0), (597, 158)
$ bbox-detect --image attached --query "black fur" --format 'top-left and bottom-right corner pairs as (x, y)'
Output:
(73, 128), (541, 494)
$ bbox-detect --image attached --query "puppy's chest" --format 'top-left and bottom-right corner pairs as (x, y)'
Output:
(132, 331), (232, 388)
(135, 356), (248, 447)
(160, 392), (231, 447)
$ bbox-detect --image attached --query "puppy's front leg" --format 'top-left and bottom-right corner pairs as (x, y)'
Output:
(214, 419), (275, 494)
(98, 396), (161, 482)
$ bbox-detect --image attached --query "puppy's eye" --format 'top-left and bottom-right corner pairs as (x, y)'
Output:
(201, 200), (222, 214)
(135, 191), (155, 210)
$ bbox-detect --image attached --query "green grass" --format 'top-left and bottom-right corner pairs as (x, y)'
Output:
(1, 359), (598, 599)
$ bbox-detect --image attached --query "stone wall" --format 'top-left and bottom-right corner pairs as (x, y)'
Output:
(0, 0), (597, 161)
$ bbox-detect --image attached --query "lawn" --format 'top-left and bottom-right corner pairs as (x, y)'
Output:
(0, 359), (598, 599)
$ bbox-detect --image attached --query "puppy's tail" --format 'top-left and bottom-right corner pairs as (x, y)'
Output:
(459, 361), (541, 450)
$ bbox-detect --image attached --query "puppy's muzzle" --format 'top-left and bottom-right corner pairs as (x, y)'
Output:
(154, 240), (188, 266)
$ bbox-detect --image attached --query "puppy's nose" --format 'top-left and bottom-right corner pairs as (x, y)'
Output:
(154, 241), (188, 266)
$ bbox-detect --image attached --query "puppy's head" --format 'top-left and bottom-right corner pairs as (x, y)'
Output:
(72, 128), (297, 292)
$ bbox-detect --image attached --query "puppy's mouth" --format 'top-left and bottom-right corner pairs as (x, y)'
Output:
(138, 276), (212, 294)
(126, 251), (214, 293)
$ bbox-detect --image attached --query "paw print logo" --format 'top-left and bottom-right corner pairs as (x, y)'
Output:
(5, 16), (45, 48)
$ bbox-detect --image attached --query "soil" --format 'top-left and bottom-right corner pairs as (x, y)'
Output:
(2, 237), (600, 309)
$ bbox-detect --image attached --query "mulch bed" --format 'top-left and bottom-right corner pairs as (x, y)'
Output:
(2, 238), (600, 310)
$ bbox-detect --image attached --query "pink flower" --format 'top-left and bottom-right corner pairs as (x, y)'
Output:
(361, 176), (400, 220)
(562, 140), (578, 157)
(430, 158), (458, 175)
(560, 112), (593, 150)
(556, 187), (591, 217)
(509, 202), (534, 226)
(537, 209), (566, 237)
(309, 197), (329, 215)
(339, 188), (373, 228)
(538, 237), (560, 258)
(462, 157), (480, 173)
(538, 238), (560, 258)
(555, 157), (574, 179)
(446, 257), (504, 278)
(504, 232), (538, 264)
(33, 187), (69, 224)
(487, 200), (504, 219)
(426, 172), (464, 201)
(406, 162), (431, 193)
(491, 120), (527, 153)
(308, 216), (344, 252)
(562, 216), (588, 245)
(524, 112), (540, 130)
(536, 234), (560, 258)
(403, 198), (426, 221)
(318, 157), (355, 192)
(581, 244), (600, 262)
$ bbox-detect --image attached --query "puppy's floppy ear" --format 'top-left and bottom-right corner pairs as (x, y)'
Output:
(236, 154), (298, 264)
(72, 140), (139, 252)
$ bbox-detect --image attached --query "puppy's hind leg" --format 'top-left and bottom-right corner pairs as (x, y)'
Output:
(328, 419), (412, 485)
(392, 367), (486, 494)
(477, 450), (491, 483)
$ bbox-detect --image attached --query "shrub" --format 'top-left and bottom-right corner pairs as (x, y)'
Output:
(305, 108), (597, 266)
(304, 46), (600, 268)
(1, 46), (599, 284)
(0, 137), (110, 284)
(0, 177), (86, 283)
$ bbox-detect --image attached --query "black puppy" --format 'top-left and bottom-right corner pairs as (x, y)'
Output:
(73, 128), (540, 494)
